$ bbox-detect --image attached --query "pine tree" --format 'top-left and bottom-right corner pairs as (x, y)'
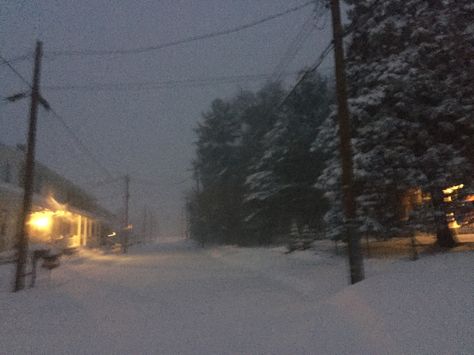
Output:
(246, 72), (332, 241)
(318, 0), (474, 245)
(240, 83), (288, 244)
(191, 97), (247, 244)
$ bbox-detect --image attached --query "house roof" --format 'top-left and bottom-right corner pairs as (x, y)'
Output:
(0, 143), (114, 220)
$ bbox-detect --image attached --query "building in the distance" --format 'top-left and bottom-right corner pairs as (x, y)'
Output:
(0, 143), (115, 252)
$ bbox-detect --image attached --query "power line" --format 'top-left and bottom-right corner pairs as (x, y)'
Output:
(271, 2), (330, 82)
(45, 106), (115, 180)
(271, 15), (316, 82)
(278, 41), (334, 108)
(278, 0), (385, 109)
(46, 1), (314, 58)
(0, 53), (31, 67)
(37, 107), (114, 183)
(0, 53), (32, 88)
(1, 50), (116, 181)
(314, 1), (331, 31)
(2, 59), (118, 186)
(42, 71), (301, 93)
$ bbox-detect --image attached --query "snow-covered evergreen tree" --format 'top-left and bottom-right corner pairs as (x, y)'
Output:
(191, 97), (247, 244)
(246, 72), (332, 240)
(239, 83), (288, 244)
(317, 0), (474, 246)
(189, 84), (287, 245)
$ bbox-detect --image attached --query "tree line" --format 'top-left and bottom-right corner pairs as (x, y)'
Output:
(187, 73), (332, 245)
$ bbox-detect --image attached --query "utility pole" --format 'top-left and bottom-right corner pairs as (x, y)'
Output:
(122, 175), (130, 253)
(329, 0), (364, 284)
(13, 41), (43, 292)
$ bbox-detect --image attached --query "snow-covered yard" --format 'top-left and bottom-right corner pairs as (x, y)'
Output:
(0, 238), (472, 354)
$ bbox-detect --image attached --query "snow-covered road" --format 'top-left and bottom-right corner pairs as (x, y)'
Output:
(1, 238), (472, 354)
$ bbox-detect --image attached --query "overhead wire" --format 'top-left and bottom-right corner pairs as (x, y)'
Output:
(45, 106), (115, 180)
(0, 53), (32, 88)
(1, 49), (117, 182)
(314, 1), (330, 31)
(1, 0), (391, 216)
(270, 14), (316, 83)
(45, 1), (315, 58)
(0, 53), (101, 184)
(278, 40), (334, 109)
(42, 71), (301, 93)
(36, 106), (111, 182)
(278, 0), (385, 109)
(1, 50), (187, 197)
(271, 0), (330, 83)
(0, 53), (31, 67)
(1, 0), (333, 170)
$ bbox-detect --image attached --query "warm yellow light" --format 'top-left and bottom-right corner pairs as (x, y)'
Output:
(443, 184), (464, 195)
(448, 220), (461, 229)
(107, 232), (117, 237)
(465, 195), (474, 202)
(69, 234), (81, 248)
(29, 212), (52, 230)
(53, 209), (73, 219)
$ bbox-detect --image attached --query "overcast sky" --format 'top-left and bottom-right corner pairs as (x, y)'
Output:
(0, 0), (334, 236)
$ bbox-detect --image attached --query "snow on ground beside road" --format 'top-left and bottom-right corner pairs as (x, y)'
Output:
(311, 252), (474, 354)
(0, 238), (472, 354)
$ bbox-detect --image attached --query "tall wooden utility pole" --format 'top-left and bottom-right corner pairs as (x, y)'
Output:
(14, 41), (43, 292)
(122, 175), (130, 253)
(329, 0), (364, 284)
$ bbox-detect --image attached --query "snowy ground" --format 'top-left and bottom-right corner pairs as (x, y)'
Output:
(0, 238), (472, 354)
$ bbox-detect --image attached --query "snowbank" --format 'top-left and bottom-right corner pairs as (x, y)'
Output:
(312, 252), (473, 354)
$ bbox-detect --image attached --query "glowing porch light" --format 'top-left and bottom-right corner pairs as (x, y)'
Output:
(448, 220), (461, 229)
(443, 184), (464, 195)
(29, 212), (52, 230)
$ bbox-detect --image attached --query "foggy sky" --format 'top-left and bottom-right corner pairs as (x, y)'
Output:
(0, 0), (333, 236)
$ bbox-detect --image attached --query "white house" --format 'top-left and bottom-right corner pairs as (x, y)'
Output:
(0, 143), (114, 252)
